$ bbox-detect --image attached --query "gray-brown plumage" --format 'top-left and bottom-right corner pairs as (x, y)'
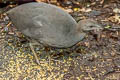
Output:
(6, 2), (102, 64)
(7, 2), (87, 48)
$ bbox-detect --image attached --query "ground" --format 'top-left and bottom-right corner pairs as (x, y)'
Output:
(0, 0), (120, 80)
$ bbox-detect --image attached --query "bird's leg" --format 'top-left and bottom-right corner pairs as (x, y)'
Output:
(45, 47), (51, 65)
(29, 43), (40, 65)
(48, 50), (51, 65)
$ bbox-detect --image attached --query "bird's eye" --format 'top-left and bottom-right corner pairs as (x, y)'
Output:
(89, 26), (94, 28)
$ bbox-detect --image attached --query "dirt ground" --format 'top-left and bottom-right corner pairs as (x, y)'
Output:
(0, 0), (120, 80)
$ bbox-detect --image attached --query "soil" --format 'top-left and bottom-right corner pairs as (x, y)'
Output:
(0, 0), (120, 80)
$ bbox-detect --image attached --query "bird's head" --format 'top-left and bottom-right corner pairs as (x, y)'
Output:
(76, 19), (103, 33)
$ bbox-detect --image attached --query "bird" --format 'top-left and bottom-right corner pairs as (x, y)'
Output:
(6, 2), (102, 64)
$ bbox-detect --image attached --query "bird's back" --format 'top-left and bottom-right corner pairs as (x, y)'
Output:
(7, 2), (84, 48)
